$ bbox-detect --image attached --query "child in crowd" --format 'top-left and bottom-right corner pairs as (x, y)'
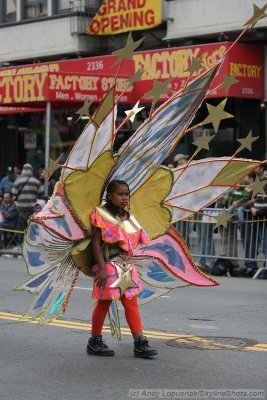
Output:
(33, 199), (46, 215)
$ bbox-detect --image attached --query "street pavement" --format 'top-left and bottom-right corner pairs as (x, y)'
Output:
(0, 257), (267, 400)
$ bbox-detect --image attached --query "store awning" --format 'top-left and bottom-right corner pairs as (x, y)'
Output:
(0, 55), (135, 109)
(0, 41), (264, 113)
(133, 42), (264, 101)
(0, 106), (45, 114)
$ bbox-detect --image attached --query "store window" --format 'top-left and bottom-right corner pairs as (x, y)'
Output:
(3, 0), (17, 22)
(24, 0), (47, 19)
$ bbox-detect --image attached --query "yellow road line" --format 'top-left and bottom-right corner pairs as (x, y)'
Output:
(0, 311), (179, 339)
(253, 343), (267, 348)
(0, 311), (190, 338)
(1, 311), (267, 352)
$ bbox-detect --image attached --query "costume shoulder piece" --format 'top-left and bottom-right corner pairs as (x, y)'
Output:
(90, 205), (149, 252)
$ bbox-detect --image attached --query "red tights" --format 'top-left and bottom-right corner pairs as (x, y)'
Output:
(91, 295), (142, 336)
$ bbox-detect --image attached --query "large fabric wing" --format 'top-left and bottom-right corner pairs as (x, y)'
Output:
(61, 87), (116, 181)
(34, 184), (86, 241)
(107, 65), (219, 194)
(133, 227), (218, 305)
(15, 217), (81, 322)
(14, 189), (87, 322)
(164, 157), (261, 222)
(15, 88), (119, 323)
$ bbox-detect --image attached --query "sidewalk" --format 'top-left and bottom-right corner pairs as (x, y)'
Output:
(0, 246), (23, 259)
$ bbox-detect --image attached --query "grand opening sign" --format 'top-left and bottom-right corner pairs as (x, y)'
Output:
(87, 0), (162, 35)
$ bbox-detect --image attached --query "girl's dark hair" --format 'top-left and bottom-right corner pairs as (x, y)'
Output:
(106, 180), (129, 194)
(105, 180), (130, 216)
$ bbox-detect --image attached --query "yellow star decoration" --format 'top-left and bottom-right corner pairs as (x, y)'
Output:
(193, 132), (215, 155)
(186, 56), (204, 76)
(237, 130), (259, 152)
(214, 208), (229, 230)
(126, 68), (144, 85)
(48, 154), (63, 175)
(202, 98), (234, 133)
(249, 176), (266, 198)
(125, 101), (145, 123)
(112, 32), (144, 66)
(143, 79), (173, 108)
(244, 3), (267, 28)
(42, 154), (63, 178)
(75, 100), (92, 117)
(221, 74), (239, 92)
(109, 265), (138, 295)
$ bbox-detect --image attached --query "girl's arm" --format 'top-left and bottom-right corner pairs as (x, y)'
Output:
(91, 227), (108, 287)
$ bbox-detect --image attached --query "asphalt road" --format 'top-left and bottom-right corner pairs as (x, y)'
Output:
(0, 257), (267, 400)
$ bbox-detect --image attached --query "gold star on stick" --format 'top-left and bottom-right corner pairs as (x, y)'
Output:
(214, 208), (229, 230)
(193, 132), (215, 155)
(237, 130), (259, 152)
(221, 75), (239, 92)
(249, 176), (266, 198)
(186, 56), (203, 76)
(202, 98), (234, 133)
(143, 79), (173, 108)
(109, 266), (138, 295)
(48, 154), (63, 175)
(112, 32), (144, 66)
(75, 100), (92, 117)
(126, 69), (144, 85)
(244, 3), (267, 28)
(125, 101), (145, 123)
(94, 85), (116, 126)
(42, 154), (63, 178)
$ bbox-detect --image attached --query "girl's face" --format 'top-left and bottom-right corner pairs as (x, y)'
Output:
(108, 184), (129, 209)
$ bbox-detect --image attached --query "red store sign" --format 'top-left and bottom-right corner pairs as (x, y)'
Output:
(133, 42), (264, 101)
(0, 42), (264, 109)
(0, 55), (135, 107)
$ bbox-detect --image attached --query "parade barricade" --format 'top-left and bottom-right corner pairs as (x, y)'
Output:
(1, 211), (267, 278)
(0, 227), (23, 256)
(175, 208), (267, 279)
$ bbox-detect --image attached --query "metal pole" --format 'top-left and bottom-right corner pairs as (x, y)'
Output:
(45, 101), (51, 196)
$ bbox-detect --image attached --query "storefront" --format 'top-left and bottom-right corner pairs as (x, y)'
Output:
(0, 41), (264, 175)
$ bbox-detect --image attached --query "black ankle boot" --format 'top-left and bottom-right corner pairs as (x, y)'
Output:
(134, 335), (158, 358)
(87, 335), (115, 356)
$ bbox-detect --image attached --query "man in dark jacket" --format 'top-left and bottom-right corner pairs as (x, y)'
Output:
(0, 192), (18, 247)
(0, 167), (17, 200)
(0, 192), (18, 229)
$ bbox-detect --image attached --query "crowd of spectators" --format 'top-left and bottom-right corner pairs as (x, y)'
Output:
(171, 154), (267, 276)
(0, 163), (55, 248)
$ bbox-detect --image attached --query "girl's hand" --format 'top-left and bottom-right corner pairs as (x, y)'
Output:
(97, 268), (108, 288)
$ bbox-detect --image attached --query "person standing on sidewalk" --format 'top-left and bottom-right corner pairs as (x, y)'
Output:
(12, 163), (44, 244)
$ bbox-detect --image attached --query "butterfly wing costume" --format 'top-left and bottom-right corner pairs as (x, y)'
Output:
(15, 36), (260, 331)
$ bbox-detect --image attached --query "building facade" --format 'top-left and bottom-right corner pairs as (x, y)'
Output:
(0, 0), (266, 175)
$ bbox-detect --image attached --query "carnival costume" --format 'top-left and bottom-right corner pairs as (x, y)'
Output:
(15, 26), (261, 337)
(90, 205), (149, 300)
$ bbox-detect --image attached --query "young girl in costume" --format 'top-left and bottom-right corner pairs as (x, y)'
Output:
(87, 179), (158, 358)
